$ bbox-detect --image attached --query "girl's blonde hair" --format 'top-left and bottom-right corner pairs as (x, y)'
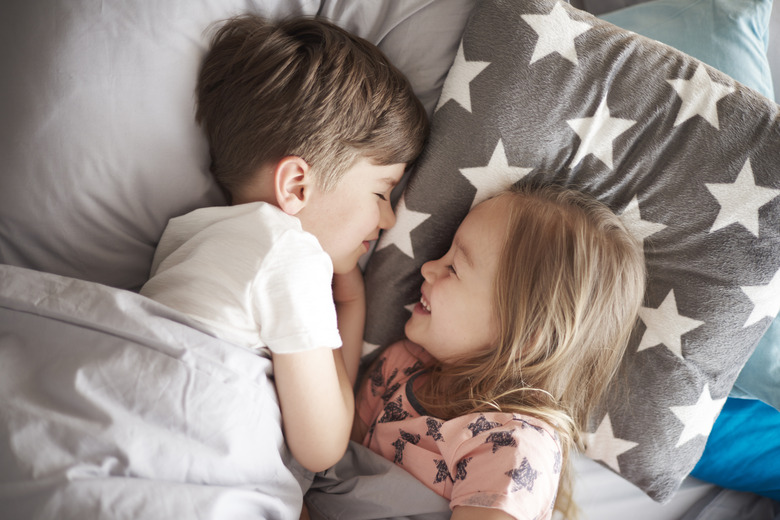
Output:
(416, 183), (646, 518)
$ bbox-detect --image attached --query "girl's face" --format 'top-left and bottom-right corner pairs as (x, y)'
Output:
(405, 195), (509, 362)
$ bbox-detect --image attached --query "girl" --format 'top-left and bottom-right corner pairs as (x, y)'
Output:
(353, 184), (646, 519)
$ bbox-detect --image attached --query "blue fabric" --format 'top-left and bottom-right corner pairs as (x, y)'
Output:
(601, 0), (775, 100)
(731, 315), (780, 411)
(691, 398), (780, 501)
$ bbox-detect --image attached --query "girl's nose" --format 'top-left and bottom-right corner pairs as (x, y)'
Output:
(420, 259), (438, 282)
(378, 200), (397, 230)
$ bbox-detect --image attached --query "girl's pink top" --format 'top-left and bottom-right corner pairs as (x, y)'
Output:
(357, 341), (562, 520)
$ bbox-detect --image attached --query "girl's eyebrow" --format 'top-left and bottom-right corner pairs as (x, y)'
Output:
(453, 238), (474, 269)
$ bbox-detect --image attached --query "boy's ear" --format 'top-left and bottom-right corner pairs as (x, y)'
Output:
(274, 156), (312, 215)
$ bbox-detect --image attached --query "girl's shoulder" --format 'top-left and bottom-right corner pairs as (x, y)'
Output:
(441, 412), (560, 450)
(371, 340), (433, 375)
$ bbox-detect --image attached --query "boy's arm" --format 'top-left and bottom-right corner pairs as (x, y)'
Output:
(273, 347), (354, 473)
(271, 268), (365, 473)
(331, 267), (366, 386)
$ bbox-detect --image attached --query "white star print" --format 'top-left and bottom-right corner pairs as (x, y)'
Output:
(670, 384), (726, 447)
(619, 195), (667, 242)
(741, 267), (780, 327)
(362, 341), (381, 357)
(667, 63), (735, 129)
(638, 290), (705, 358)
(460, 139), (532, 207)
(706, 159), (780, 237)
(584, 414), (638, 473)
(375, 195), (431, 259)
(435, 42), (490, 113)
(521, 2), (592, 65)
(567, 97), (636, 169)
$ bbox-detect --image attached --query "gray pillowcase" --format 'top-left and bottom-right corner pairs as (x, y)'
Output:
(363, 0), (780, 503)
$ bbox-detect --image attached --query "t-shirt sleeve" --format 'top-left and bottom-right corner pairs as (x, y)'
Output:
(443, 416), (562, 520)
(251, 229), (341, 354)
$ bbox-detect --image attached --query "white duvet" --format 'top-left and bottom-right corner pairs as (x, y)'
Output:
(0, 264), (308, 520)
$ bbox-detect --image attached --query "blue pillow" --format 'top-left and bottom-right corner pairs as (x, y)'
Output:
(731, 315), (780, 410)
(691, 397), (780, 500)
(600, 0), (775, 100)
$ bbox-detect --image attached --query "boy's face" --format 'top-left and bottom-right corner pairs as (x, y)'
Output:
(297, 158), (405, 274)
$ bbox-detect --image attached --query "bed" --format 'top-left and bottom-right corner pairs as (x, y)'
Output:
(1, 0), (779, 519)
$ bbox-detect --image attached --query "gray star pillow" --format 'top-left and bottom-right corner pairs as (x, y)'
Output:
(363, 0), (780, 503)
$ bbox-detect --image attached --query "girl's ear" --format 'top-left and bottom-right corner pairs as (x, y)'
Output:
(274, 156), (312, 215)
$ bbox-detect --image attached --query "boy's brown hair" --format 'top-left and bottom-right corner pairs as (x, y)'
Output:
(196, 14), (429, 199)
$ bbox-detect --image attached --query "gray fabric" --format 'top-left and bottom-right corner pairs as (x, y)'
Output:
(306, 442), (450, 520)
(0, 264), (309, 520)
(363, 0), (780, 504)
(680, 488), (780, 520)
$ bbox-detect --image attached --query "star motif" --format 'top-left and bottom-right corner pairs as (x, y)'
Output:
(667, 63), (735, 129)
(505, 458), (539, 492)
(670, 384), (726, 447)
(361, 341), (381, 357)
(567, 97), (636, 169)
(583, 414), (638, 473)
(637, 290), (705, 358)
(705, 159), (780, 237)
(485, 430), (517, 453)
(375, 195), (431, 259)
(454, 457), (472, 481)
(619, 195), (666, 242)
(433, 459), (451, 484)
(460, 139), (532, 207)
(521, 2), (592, 65)
(467, 415), (501, 437)
(741, 267), (780, 327)
(435, 42), (490, 113)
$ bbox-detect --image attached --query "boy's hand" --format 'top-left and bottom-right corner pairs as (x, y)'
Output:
(332, 267), (365, 305)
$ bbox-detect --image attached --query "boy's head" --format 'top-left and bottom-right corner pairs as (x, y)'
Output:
(195, 14), (429, 201)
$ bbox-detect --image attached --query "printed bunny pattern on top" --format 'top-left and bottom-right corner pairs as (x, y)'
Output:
(356, 341), (562, 519)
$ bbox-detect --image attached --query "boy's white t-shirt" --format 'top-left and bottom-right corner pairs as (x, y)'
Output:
(140, 202), (342, 354)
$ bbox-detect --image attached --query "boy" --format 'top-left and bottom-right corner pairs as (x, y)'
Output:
(140, 15), (428, 473)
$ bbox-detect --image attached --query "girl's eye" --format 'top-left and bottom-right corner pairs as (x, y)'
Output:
(447, 265), (457, 276)
(375, 193), (388, 201)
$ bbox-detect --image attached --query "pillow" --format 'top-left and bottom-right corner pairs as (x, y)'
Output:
(731, 316), (780, 409)
(0, 0), (473, 292)
(691, 397), (780, 501)
(599, 0), (780, 412)
(363, 0), (780, 503)
(600, 0), (775, 101)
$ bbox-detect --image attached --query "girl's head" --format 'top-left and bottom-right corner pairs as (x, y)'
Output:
(412, 183), (645, 516)
(413, 182), (646, 432)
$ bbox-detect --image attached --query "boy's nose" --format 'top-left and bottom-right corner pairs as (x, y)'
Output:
(379, 201), (397, 230)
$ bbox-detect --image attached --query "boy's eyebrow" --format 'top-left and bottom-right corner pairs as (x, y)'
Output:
(380, 177), (399, 188)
